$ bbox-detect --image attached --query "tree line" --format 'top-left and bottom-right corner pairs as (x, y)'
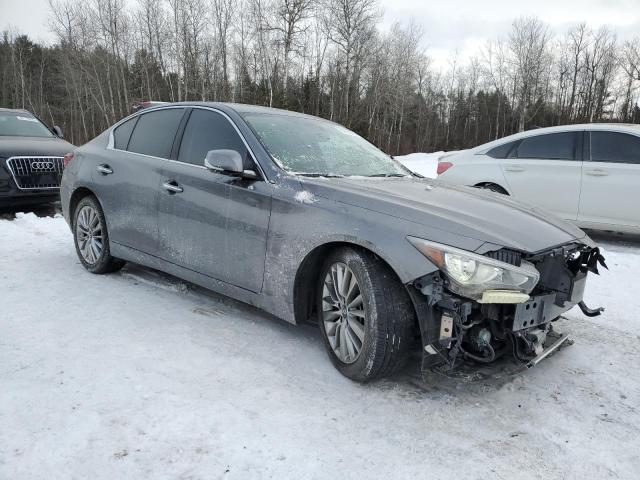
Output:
(1, 0), (639, 153)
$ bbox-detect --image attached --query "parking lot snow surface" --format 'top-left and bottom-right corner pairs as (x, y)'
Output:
(1, 212), (639, 480)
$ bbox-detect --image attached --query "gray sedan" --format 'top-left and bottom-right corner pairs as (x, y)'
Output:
(60, 103), (605, 381)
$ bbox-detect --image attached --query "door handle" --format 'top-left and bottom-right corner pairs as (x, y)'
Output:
(162, 180), (183, 194)
(97, 164), (113, 175)
(584, 169), (609, 177)
(504, 165), (525, 172)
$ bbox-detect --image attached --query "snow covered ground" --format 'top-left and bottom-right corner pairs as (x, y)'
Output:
(395, 151), (446, 178)
(1, 211), (640, 479)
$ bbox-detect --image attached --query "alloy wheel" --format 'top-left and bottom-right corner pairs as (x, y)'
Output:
(76, 205), (104, 265)
(322, 262), (366, 364)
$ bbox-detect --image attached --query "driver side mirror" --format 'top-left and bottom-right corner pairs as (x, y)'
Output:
(52, 125), (64, 138)
(204, 149), (259, 180)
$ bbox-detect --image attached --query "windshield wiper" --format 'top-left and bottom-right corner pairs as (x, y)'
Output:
(367, 173), (410, 178)
(296, 172), (344, 178)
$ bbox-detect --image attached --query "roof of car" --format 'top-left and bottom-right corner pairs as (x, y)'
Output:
(0, 107), (31, 114)
(472, 122), (640, 153)
(533, 123), (640, 131)
(143, 101), (323, 120)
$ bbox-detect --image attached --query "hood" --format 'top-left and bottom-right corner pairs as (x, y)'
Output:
(0, 136), (75, 158)
(301, 176), (587, 253)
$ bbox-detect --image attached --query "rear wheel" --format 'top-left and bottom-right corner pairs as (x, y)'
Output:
(317, 247), (415, 382)
(73, 196), (125, 274)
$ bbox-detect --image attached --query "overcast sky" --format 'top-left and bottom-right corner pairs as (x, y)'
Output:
(2, 0), (640, 69)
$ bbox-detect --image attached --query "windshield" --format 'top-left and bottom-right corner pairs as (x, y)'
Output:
(242, 113), (411, 177)
(0, 111), (53, 138)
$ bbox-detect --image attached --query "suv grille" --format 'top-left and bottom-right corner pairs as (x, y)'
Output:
(6, 156), (64, 190)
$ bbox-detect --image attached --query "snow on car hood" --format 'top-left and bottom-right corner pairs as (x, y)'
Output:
(301, 176), (587, 253)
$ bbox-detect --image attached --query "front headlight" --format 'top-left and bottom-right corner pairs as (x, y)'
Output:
(408, 237), (539, 301)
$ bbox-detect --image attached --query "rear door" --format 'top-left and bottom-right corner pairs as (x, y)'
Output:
(578, 130), (640, 229)
(157, 108), (272, 293)
(500, 131), (583, 221)
(96, 107), (185, 256)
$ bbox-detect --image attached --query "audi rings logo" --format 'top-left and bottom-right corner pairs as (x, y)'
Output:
(31, 161), (55, 171)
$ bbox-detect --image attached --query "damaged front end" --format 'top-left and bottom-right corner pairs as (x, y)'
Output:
(407, 238), (607, 374)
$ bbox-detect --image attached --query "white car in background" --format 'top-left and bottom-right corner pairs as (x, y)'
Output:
(436, 124), (640, 234)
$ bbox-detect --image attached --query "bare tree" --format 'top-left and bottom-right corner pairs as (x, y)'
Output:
(509, 16), (551, 131)
(322, 0), (379, 125)
(620, 38), (640, 121)
(250, 0), (276, 106)
(270, 0), (313, 101)
(482, 39), (510, 138)
(211, 0), (234, 99)
(2, 3), (638, 152)
(564, 24), (589, 121)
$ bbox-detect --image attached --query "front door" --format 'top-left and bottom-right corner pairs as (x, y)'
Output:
(578, 130), (640, 229)
(157, 108), (272, 293)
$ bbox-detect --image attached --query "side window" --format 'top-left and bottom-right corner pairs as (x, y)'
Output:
(486, 141), (517, 159)
(177, 109), (248, 166)
(127, 108), (185, 159)
(113, 116), (138, 150)
(516, 132), (578, 160)
(591, 131), (640, 164)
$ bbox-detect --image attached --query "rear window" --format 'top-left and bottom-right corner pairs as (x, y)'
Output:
(486, 141), (517, 159)
(127, 109), (185, 159)
(515, 132), (578, 160)
(591, 131), (640, 164)
(0, 111), (53, 138)
(113, 116), (138, 150)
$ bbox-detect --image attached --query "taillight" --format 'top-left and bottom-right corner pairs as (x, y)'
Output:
(437, 161), (453, 175)
(63, 152), (74, 168)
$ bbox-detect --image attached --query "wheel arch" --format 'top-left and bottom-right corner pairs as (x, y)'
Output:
(473, 181), (511, 195)
(292, 241), (415, 325)
(68, 187), (112, 232)
(68, 187), (97, 225)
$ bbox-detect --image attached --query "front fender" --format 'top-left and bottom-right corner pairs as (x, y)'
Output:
(259, 178), (486, 324)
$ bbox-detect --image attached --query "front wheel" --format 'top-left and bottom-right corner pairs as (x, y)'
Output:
(317, 247), (415, 382)
(73, 195), (125, 274)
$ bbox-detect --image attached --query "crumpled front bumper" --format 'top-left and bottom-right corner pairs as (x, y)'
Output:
(510, 273), (587, 332)
(407, 244), (604, 374)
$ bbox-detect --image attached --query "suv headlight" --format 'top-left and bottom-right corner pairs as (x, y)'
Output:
(408, 237), (539, 301)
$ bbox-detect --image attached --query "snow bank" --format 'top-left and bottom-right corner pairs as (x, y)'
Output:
(1, 214), (640, 479)
(395, 152), (445, 178)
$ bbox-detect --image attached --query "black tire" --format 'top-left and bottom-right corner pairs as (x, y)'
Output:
(476, 183), (508, 195)
(317, 247), (416, 382)
(73, 195), (125, 274)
